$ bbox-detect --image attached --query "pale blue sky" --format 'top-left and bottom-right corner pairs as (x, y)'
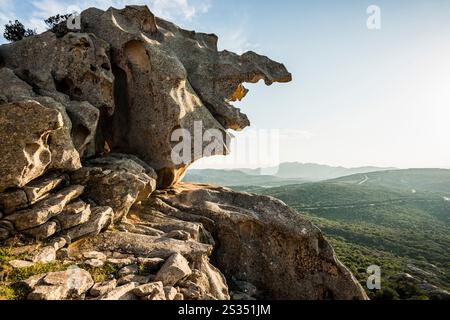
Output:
(1, 0), (450, 169)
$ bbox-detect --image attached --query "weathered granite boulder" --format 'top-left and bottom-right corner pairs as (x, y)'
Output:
(98, 282), (140, 300)
(5, 185), (84, 231)
(0, 67), (83, 193)
(90, 279), (117, 297)
(0, 189), (29, 214)
(0, 100), (76, 193)
(71, 154), (157, 222)
(0, 5), (291, 188)
(63, 206), (114, 241)
(78, 5), (291, 187)
(0, 68), (35, 101)
(0, 32), (114, 113)
(23, 173), (68, 205)
(9, 259), (35, 269)
(0, 66), (99, 160)
(30, 246), (57, 263)
(164, 286), (178, 300)
(149, 184), (368, 300)
(27, 267), (94, 300)
(133, 281), (164, 298)
(56, 200), (92, 230)
(65, 101), (100, 158)
(71, 230), (211, 259)
(179, 254), (230, 300)
(31, 96), (82, 172)
(154, 253), (192, 286)
(22, 221), (59, 241)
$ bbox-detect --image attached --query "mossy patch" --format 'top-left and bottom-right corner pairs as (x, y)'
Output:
(0, 247), (68, 300)
(7, 262), (67, 283)
(84, 263), (120, 283)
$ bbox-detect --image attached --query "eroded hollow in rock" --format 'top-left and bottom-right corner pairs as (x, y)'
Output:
(108, 63), (130, 153)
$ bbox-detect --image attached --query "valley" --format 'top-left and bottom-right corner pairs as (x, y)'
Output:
(185, 166), (450, 300)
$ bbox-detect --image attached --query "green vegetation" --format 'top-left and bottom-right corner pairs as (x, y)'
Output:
(0, 247), (68, 300)
(332, 168), (450, 194)
(232, 169), (450, 300)
(83, 263), (120, 283)
(3, 13), (75, 43)
(44, 14), (72, 38)
(0, 247), (124, 300)
(3, 20), (36, 42)
(184, 169), (305, 187)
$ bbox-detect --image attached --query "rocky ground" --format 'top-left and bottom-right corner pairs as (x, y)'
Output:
(0, 166), (367, 300)
(0, 5), (367, 300)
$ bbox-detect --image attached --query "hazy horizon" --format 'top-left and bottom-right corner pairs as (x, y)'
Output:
(189, 160), (450, 171)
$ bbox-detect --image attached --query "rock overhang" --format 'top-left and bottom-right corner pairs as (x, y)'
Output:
(0, 4), (292, 189)
(82, 5), (292, 187)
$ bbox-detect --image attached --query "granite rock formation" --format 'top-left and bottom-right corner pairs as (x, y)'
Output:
(147, 184), (367, 300)
(0, 5), (368, 300)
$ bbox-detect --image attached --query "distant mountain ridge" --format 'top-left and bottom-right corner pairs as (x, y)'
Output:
(242, 163), (396, 181)
(183, 169), (305, 187)
(184, 163), (395, 186)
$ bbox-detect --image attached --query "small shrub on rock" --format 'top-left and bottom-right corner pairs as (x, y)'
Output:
(3, 20), (36, 42)
(45, 14), (71, 37)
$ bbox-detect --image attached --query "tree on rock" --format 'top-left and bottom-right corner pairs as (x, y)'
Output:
(45, 14), (71, 37)
(3, 20), (36, 42)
